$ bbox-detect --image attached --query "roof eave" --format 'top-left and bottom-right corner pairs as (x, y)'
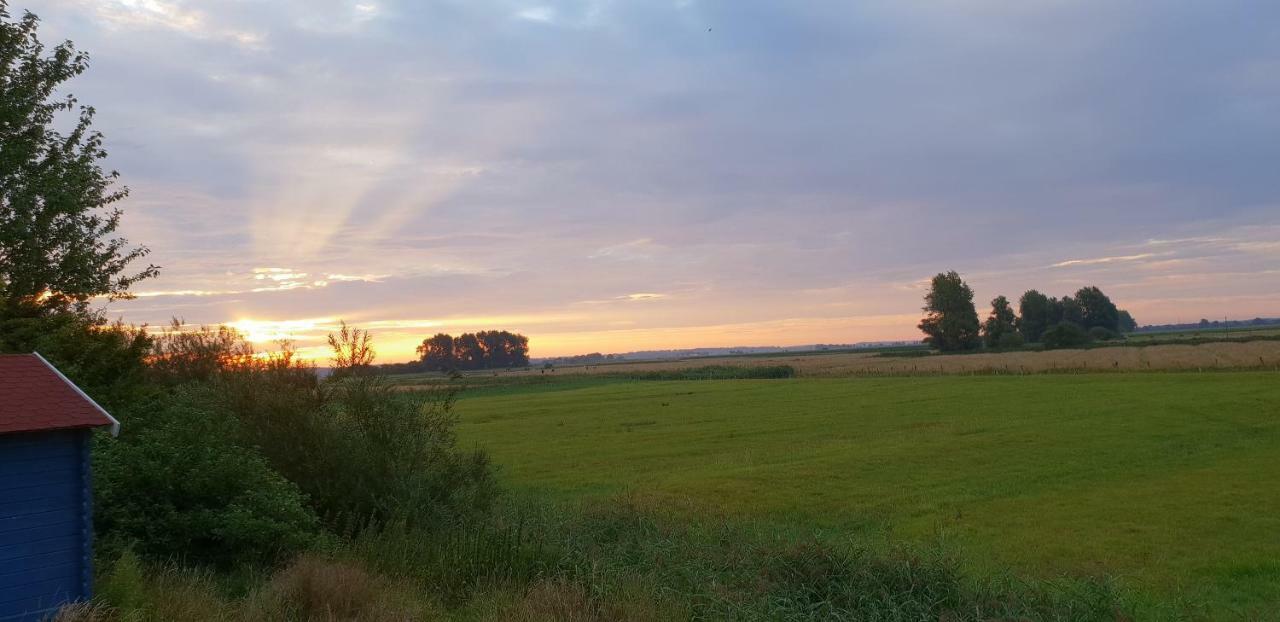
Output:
(32, 351), (121, 437)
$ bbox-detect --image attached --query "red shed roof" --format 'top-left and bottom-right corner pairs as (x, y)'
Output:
(0, 353), (119, 436)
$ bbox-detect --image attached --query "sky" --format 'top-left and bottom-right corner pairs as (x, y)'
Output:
(23, 0), (1280, 361)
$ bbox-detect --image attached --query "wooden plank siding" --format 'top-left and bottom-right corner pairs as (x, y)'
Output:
(0, 430), (93, 622)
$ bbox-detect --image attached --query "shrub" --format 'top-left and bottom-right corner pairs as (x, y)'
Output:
(94, 386), (320, 566)
(1088, 326), (1120, 341)
(145, 322), (496, 531)
(302, 376), (497, 529)
(996, 332), (1025, 350)
(1042, 322), (1091, 350)
(243, 555), (439, 621)
(208, 365), (495, 530)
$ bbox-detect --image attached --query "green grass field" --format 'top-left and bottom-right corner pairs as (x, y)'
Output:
(1126, 324), (1280, 343)
(454, 373), (1280, 615)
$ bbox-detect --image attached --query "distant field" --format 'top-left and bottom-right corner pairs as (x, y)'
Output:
(455, 372), (1280, 614)
(1128, 324), (1280, 343)
(390, 341), (1280, 387)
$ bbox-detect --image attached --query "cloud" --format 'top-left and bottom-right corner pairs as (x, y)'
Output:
(1051, 253), (1159, 268)
(22, 0), (1280, 360)
(589, 239), (659, 261)
(515, 7), (556, 23)
(85, 0), (265, 48)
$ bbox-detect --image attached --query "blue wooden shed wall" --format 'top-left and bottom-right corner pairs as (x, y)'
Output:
(0, 429), (93, 622)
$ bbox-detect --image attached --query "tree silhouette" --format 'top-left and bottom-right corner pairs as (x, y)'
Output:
(982, 295), (1018, 348)
(918, 271), (981, 352)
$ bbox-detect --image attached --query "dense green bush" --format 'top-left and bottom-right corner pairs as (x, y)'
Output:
(283, 376), (497, 529)
(142, 323), (497, 531)
(94, 387), (320, 567)
(996, 331), (1025, 350)
(1042, 322), (1091, 349)
(1089, 326), (1120, 341)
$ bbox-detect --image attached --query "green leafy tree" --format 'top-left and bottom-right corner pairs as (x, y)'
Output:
(981, 295), (1018, 349)
(0, 5), (156, 313)
(1118, 309), (1137, 333)
(917, 271), (981, 352)
(1016, 290), (1053, 343)
(1050, 296), (1084, 326)
(1074, 286), (1120, 331)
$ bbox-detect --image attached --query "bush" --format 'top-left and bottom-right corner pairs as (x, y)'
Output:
(1088, 326), (1119, 341)
(145, 322), (496, 531)
(1042, 322), (1090, 350)
(243, 555), (439, 621)
(208, 366), (494, 530)
(301, 376), (497, 529)
(94, 386), (320, 566)
(996, 332), (1025, 350)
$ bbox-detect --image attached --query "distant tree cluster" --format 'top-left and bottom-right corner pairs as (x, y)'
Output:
(416, 330), (530, 371)
(919, 272), (1136, 351)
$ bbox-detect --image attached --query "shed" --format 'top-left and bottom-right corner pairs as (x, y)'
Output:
(0, 353), (119, 622)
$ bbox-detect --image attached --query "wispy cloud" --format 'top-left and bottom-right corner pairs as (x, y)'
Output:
(1051, 253), (1159, 268)
(589, 239), (659, 261)
(85, 0), (265, 48)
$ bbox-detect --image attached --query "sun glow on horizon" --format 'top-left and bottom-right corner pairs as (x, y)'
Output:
(227, 317), (337, 344)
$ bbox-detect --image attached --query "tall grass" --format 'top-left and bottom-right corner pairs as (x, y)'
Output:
(74, 495), (1150, 621)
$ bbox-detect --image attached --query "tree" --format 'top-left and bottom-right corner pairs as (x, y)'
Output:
(415, 331), (529, 371)
(1117, 310), (1137, 333)
(1050, 296), (1083, 327)
(1074, 286), (1120, 332)
(0, 6), (157, 313)
(981, 295), (1018, 348)
(454, 333), (484, 368)
(502, 331), (530, 367)
(917, 271), (981, 352)
(477, 330), (508, 368)
(416, 333), (455, 370)
(1016, 290), (1052, 343)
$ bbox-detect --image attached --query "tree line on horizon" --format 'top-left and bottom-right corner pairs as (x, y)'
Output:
(414, 330), (531, 371)
(919, 271), (1137, 352)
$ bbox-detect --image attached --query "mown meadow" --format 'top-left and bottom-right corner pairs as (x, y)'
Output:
(453, 371), (1280, 617)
